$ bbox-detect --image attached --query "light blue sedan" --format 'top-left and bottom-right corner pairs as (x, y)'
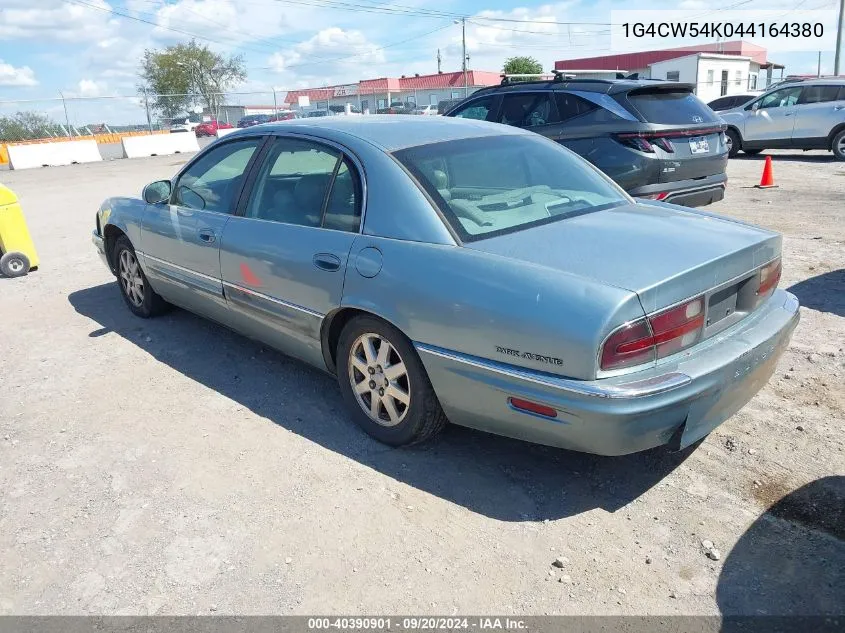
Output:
(92, 116), (799, 455)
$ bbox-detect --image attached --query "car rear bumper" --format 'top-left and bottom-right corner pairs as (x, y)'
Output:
(630, 172), (727, 207)
(416, 289), (799, 456)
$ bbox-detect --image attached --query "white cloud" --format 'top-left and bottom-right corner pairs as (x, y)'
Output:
(0, 0), (119, 43)
(76, 79), (108, 97)
(0, 60), (38, 87)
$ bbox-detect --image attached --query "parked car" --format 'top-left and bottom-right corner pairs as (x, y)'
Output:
(707, 93), (762, 112)
(268, 111), (297, 122)
(412, 104), (438, 116)
(194, 120), (234, 137)
(718, 79), (845, 159)
(329, 104), (362, 115)
(306, 111), (331, 118)
(445, 77), (728, 207)
(91, 116), (798, 456)
(169, 113), (202, 133)
(437, 98), (464, 115)
(236, 114), (272, 128)
(377, 101), (416, 114)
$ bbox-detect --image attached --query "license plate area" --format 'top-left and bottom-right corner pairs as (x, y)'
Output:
(689, 136), (710, 154)
(704, 274), (756, 335)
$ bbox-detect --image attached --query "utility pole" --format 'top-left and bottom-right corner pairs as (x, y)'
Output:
(143, 86), (153, 133)
(835, 0), (844, 75)
(437, 48), (442, 73)
(461, 17), (468, 97)
(59, 91), (72, 138)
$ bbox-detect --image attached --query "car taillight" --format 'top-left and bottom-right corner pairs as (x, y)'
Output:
(615, 133), (675, 153)
(600, 296), (706, 371)
(641, 192), (669, 201)
(755, 258), (781, 306)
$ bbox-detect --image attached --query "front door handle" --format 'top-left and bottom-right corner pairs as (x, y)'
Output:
(834, 105), (845, 111)
(198, 228), (216, 244)
(313, 253), (341, 272)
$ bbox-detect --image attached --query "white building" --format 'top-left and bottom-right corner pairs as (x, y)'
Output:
(555, 41), (785, 99)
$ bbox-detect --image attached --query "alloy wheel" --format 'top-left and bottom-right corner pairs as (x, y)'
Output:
(348, 332), (411, 427)
(119, 249), (145, 308)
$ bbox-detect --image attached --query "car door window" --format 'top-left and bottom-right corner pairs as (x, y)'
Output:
(499, 93), (557, 127)
(450, 97), (494, 120)
(245, 138), (360, 230)
(756, 87), (802, 109)
(173, 139), (261, 213)
(798, 85), (842, 104)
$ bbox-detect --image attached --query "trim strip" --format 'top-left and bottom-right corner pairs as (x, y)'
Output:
(138, 251), (221, 285)
(414, 342), (691, 400)
(222, 281), (324, 318)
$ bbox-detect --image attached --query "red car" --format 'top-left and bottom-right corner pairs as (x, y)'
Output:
(194, 120), (234, 137)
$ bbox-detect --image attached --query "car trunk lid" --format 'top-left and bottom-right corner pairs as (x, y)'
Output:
(464, 200), (781, 315)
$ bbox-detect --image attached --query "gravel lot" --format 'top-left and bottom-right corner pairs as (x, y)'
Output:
(0, 150), (842, 616)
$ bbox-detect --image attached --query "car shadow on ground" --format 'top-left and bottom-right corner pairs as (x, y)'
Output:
(69, 282), (696, 523)
(716, 476), (844, 630)
(787, 269), (845, 318)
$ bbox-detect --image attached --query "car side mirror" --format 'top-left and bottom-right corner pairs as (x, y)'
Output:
(748, 102), (760, 112)
(143, 180), (171, 204)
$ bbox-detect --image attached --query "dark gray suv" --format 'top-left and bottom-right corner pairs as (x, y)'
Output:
(445, 77), (728, 207)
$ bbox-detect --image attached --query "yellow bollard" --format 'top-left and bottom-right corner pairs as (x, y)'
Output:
(0, 184), (39, 277)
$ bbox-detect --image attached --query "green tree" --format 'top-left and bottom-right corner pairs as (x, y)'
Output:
(138, 40), (247, 120)
(502, 56), (544, 80)
(0, 111), (64, 142)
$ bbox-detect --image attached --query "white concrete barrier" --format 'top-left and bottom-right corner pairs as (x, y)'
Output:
(215, 128), (237, 139)
(121, 133), (200, 158)
(8, 140), (102, 170)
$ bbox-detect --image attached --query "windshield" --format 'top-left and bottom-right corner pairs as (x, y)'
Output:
(626, 89), (719, 124)
(394, 135), (627, 242)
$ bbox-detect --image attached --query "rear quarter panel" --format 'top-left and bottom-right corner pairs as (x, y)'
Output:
(341, 236), (645, 380)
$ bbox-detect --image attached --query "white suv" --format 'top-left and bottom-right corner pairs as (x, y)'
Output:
(719, 79), (845, 160)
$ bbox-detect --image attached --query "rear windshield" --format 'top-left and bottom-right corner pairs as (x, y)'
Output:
(626, 89), (719, 125)
(394, 135), (627, 242)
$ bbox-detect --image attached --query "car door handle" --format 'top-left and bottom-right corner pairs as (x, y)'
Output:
(834, 105), (845, 111)
(313, 253), (341, 272)
(198, 228), (216, 244)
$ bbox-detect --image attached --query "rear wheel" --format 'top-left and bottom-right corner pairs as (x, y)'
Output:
(832, 130), (845, 161)
(337, 316), (447, 446)
(725, 129), (741, 158)
(743, 149), (763, 156)
(113, 236), (169, 318)
(0, 251), (30, 278)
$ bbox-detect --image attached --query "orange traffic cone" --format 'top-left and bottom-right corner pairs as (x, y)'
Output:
(755, 156), (778, 189)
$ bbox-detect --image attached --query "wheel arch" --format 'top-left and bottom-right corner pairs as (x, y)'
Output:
(725, 125), (743, 146)
(102, 224), (128, 274)
(320, 306), (410, 375)
(827, 123), (845, 147)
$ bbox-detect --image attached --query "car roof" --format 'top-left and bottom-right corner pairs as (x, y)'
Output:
(471, 78), (694, 96)
(225, 115), (529, 151)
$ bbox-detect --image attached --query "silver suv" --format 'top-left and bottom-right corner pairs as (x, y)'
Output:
(719, 79), (845, 160)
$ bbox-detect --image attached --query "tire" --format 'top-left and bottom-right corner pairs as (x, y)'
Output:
(336, 315), (447, 446)
(743, 149), (763, 156)
(113, 236), (169, 318)
(832, 129), (845, 161)
(0, 251), (30, 278)
(725, 129), (741, 158)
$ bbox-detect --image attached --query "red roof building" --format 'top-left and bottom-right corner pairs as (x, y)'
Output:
(554, 41), (772, 71)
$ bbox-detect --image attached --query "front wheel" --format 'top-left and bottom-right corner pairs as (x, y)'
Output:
(113, 236), (169, 318)
(725, 129), (741, 158)
(832, 129), (845, 160)
(0, 251), (30, 278)
(337, 316), (447, 446)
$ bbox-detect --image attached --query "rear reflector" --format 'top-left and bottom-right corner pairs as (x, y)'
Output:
(601, 296), (706, 371)
(508, 397), (557, 419)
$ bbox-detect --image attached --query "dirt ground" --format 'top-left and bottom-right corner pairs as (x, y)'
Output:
(0, 149), (842, 616)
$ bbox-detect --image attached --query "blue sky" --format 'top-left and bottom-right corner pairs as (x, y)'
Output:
(0, 0), (840, 124)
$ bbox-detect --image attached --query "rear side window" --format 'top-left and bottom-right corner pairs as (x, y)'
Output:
(450, 97), (495, 121)
(798, 85), (843, 104)
(499, 93), (557, 127)
(626, 89), (719, 124)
